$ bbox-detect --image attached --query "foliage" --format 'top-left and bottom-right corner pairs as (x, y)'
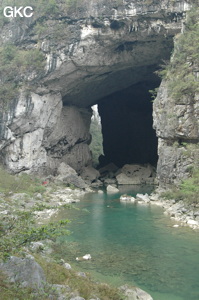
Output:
(0, 208), (70, 259)
(0, 271), (35, 300)
(162, 168), (199, 204)
(159, 6), (199, 102)
(35, 256), (124, 300)
(149, 87), (159, 102)
(89, 116), (103, 167)
(0, 43), (45, 107)
(0, 166), (45, 195)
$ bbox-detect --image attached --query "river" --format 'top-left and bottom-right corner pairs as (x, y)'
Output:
(54, 186), (199, 300)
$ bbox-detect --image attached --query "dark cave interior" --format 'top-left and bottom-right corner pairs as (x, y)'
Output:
(97, 77), (160, 168)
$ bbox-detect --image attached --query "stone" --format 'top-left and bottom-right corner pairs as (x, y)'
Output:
(63, 263), (72, 270)
(120, 194), (136, 202)
(77, 272), (87, 278)
(30, 241), (45, 252)
(57, 162), (77, 177)
(90, 180), (103, 188)
(82, 254), (91, 260)
(80, 166), (100, 182)
(187, 220), (198, 226)
(0, 255), (46, 289)
(98, 190), (104, 194)
(136, 193), (150, 203)
(76, 254), (91, 261)
(116, 164), (155, 185)
(120, 285), (153, 300)
(57, 174), (86, 189)
(51, 284), (71, 300)
(116, 173), (141, 185)
(98, 163), (119, 176)
(56, 162), (87, 188)
(106, 185), (119, 193)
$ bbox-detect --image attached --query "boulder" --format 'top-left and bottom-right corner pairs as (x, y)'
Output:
(80, 166), (100, 182)
(187, 220), (198, 226)
(116, 164), (155, 185)
(106, 185), (119, 193)
(120, 194), (136, 202)
(116, 173), (141, 185)
(0, 255), (46, 289)
(90, 180), (103, 188)
(136, 193), (150, 203)
(104, 178), (117, 185)
(57, 162), (77, 176)
(56, 163), (86, 189)
(120, 285), (153, 300)
(98, 190), (104, 194)
(77, 272), (87, 278)
(63, 263), (72, 270)
(98, 163), (118, 176)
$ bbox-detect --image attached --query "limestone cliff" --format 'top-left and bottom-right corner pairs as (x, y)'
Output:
(0, 0), (197, 185)
(153, 5), (199, 185)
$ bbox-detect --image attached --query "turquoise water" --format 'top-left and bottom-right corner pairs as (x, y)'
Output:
(56, 186), (199, 300)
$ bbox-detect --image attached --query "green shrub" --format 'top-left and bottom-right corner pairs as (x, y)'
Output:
(0, 166), (45, 195)
(160, 6), (199, 102)
(35, 255), (124, 300)
(162, 169), (199, 204)
(0, 44), (45, 107)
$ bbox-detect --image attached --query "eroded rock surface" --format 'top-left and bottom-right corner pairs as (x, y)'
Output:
(0, 0), (195, 185)
(153, 80), (199, 185)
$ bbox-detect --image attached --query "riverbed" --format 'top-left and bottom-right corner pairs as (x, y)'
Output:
(53, 186), (199, 300)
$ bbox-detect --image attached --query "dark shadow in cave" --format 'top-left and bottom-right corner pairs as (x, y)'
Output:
(96, 76), (160, 168)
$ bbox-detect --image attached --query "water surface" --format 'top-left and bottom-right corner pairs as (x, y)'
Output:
(55, 186), (199, 300)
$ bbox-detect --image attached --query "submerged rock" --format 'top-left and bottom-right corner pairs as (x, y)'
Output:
(120, 194), (136, 202)
(106, 185), (119, 193)
(76, 254), (91, 261)
(136, 193), (150, 203)
(120, 285), (153, 300)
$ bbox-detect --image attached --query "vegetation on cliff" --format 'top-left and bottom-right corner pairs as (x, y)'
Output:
(160, 4), (199, 102)
(162, 168), (199, 204)
(0, 43), (45, 107)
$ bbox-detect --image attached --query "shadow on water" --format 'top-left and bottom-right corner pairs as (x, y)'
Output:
(53, 185), (199, 300)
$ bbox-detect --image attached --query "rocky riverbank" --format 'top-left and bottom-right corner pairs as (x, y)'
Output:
(0, 180), (154, 300)
(120, 189), (199, 230)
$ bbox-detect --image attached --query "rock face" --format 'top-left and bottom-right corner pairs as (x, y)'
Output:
(153, 80), (199, 185)
(0, 0), (195, 185)
(0, 255), (46, 288)
(0, 92), (92, 174)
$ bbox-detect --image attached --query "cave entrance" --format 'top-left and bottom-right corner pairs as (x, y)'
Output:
(95, 77), (160, 168)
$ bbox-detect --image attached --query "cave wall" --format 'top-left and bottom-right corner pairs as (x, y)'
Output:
(0, 91), (92, 174)
(153, 80), (199, 185)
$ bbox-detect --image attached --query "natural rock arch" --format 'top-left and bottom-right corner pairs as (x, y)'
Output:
(0, 0), (194, 185)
